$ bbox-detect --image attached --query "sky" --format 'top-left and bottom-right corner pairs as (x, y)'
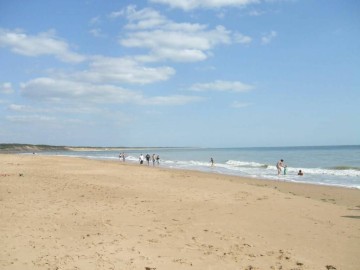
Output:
(0, 0), (359, 148)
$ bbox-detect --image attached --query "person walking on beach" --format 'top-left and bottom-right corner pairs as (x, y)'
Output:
(276, 159), (284, 175)
(152, 154), (156, 166)
(139, 154), (144, 165)
(210, 157), (214, 167)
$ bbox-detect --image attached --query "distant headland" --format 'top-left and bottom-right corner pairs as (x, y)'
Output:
(0, 143), (193, 153)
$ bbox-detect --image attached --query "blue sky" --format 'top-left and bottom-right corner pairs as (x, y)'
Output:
(0, 0), (359, 147)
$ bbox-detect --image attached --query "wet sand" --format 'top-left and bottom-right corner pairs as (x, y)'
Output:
(1, 154), (359, 270)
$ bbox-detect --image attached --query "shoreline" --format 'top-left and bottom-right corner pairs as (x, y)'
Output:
(1, 154), (359, 269)
(126, 160), (360, 208)
(159, 166), (360, 207)
(162, 163), (360, 191)
(12, 152), (360, 204)
(21, 151), (360, 191)
(2, 144), (359, 190)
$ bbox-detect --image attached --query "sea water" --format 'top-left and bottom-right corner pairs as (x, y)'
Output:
(37, 145), (360, 189)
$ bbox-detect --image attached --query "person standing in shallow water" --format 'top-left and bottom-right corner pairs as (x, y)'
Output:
(156, 154), (160, 165)
(145, 154), (150, 166)
(152, 154), (156, 166)
(277, 159), (284, 175)
(210, 157), (214, 166)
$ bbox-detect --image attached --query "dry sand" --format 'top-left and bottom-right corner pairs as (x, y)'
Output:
(0, 154), (359, 270)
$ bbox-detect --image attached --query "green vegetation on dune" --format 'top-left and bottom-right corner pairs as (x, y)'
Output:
(0, 144), (68, 152)
(0, 144), (196, 153)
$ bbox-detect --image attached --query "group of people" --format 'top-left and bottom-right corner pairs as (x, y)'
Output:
(139, 153), (160, 166)
(118, 152), (126, 162)
(121, 153), (302, 176)
(277, 159), (304, 176)
(209, 157), (303, 176)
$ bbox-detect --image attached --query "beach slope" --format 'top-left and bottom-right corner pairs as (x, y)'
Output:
(0, 155), (359, 270)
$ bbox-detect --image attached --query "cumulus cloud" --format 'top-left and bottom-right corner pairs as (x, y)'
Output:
(0, 7), (255, 114)
(0, 28), (86, 63)
(233, 33), (252, 44)
(20, 77), (143, 103)
(190, 80), (254, 93)
(118, 6), (169, 30)
(20, 77), (202, 106)
(118, 6), (249, 62)
(261, 30), (277, 44)
(149, 0), (260, 10)
(66, 56), (176, 84)
(0, 82), (14, 94)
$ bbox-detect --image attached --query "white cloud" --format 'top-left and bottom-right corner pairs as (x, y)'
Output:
(0, 82), (14, 94)
(195, 65), (216, 71)
(7, 104), (53, 113)
(20, 77), (202, 106)
(7, 102), (111, 116)
(234, 33), (252, 44)
(70, 56), (175, 84)
(118, 6), (248, 62)
(89, 16), (101, 25)
(121, 30), (215, 50)
(6, 115), (56, 123)
(140, 95), (204, 105)
(149, 0), (260, 10)
(138, 48), (208, 62)
(0, 28), (86, 63)
(89, 28), (106, 38)
(261, 30), (277, 44)
(7, 104), (28, 112)
(121, 5), (168, 30)
(249, 10), (265, 16)
(20, 77), (143, 103)
(190, 80), (254, 92)
(231, 101), (252, 108)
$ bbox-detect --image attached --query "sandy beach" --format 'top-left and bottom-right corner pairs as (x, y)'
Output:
(0, 154), (359, 270)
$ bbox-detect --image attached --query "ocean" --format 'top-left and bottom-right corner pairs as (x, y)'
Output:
(36, 145), (360, 189)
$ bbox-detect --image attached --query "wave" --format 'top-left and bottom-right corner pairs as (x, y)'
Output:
(33, 151), (360, 188)
(287, 167), (360, 177)
(226, 160), (269, 168)
(125, 157), (360, 178)
(40, 152), (360, 178)
(223, 160), (360, 177)
(329, 166), (360, 171)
